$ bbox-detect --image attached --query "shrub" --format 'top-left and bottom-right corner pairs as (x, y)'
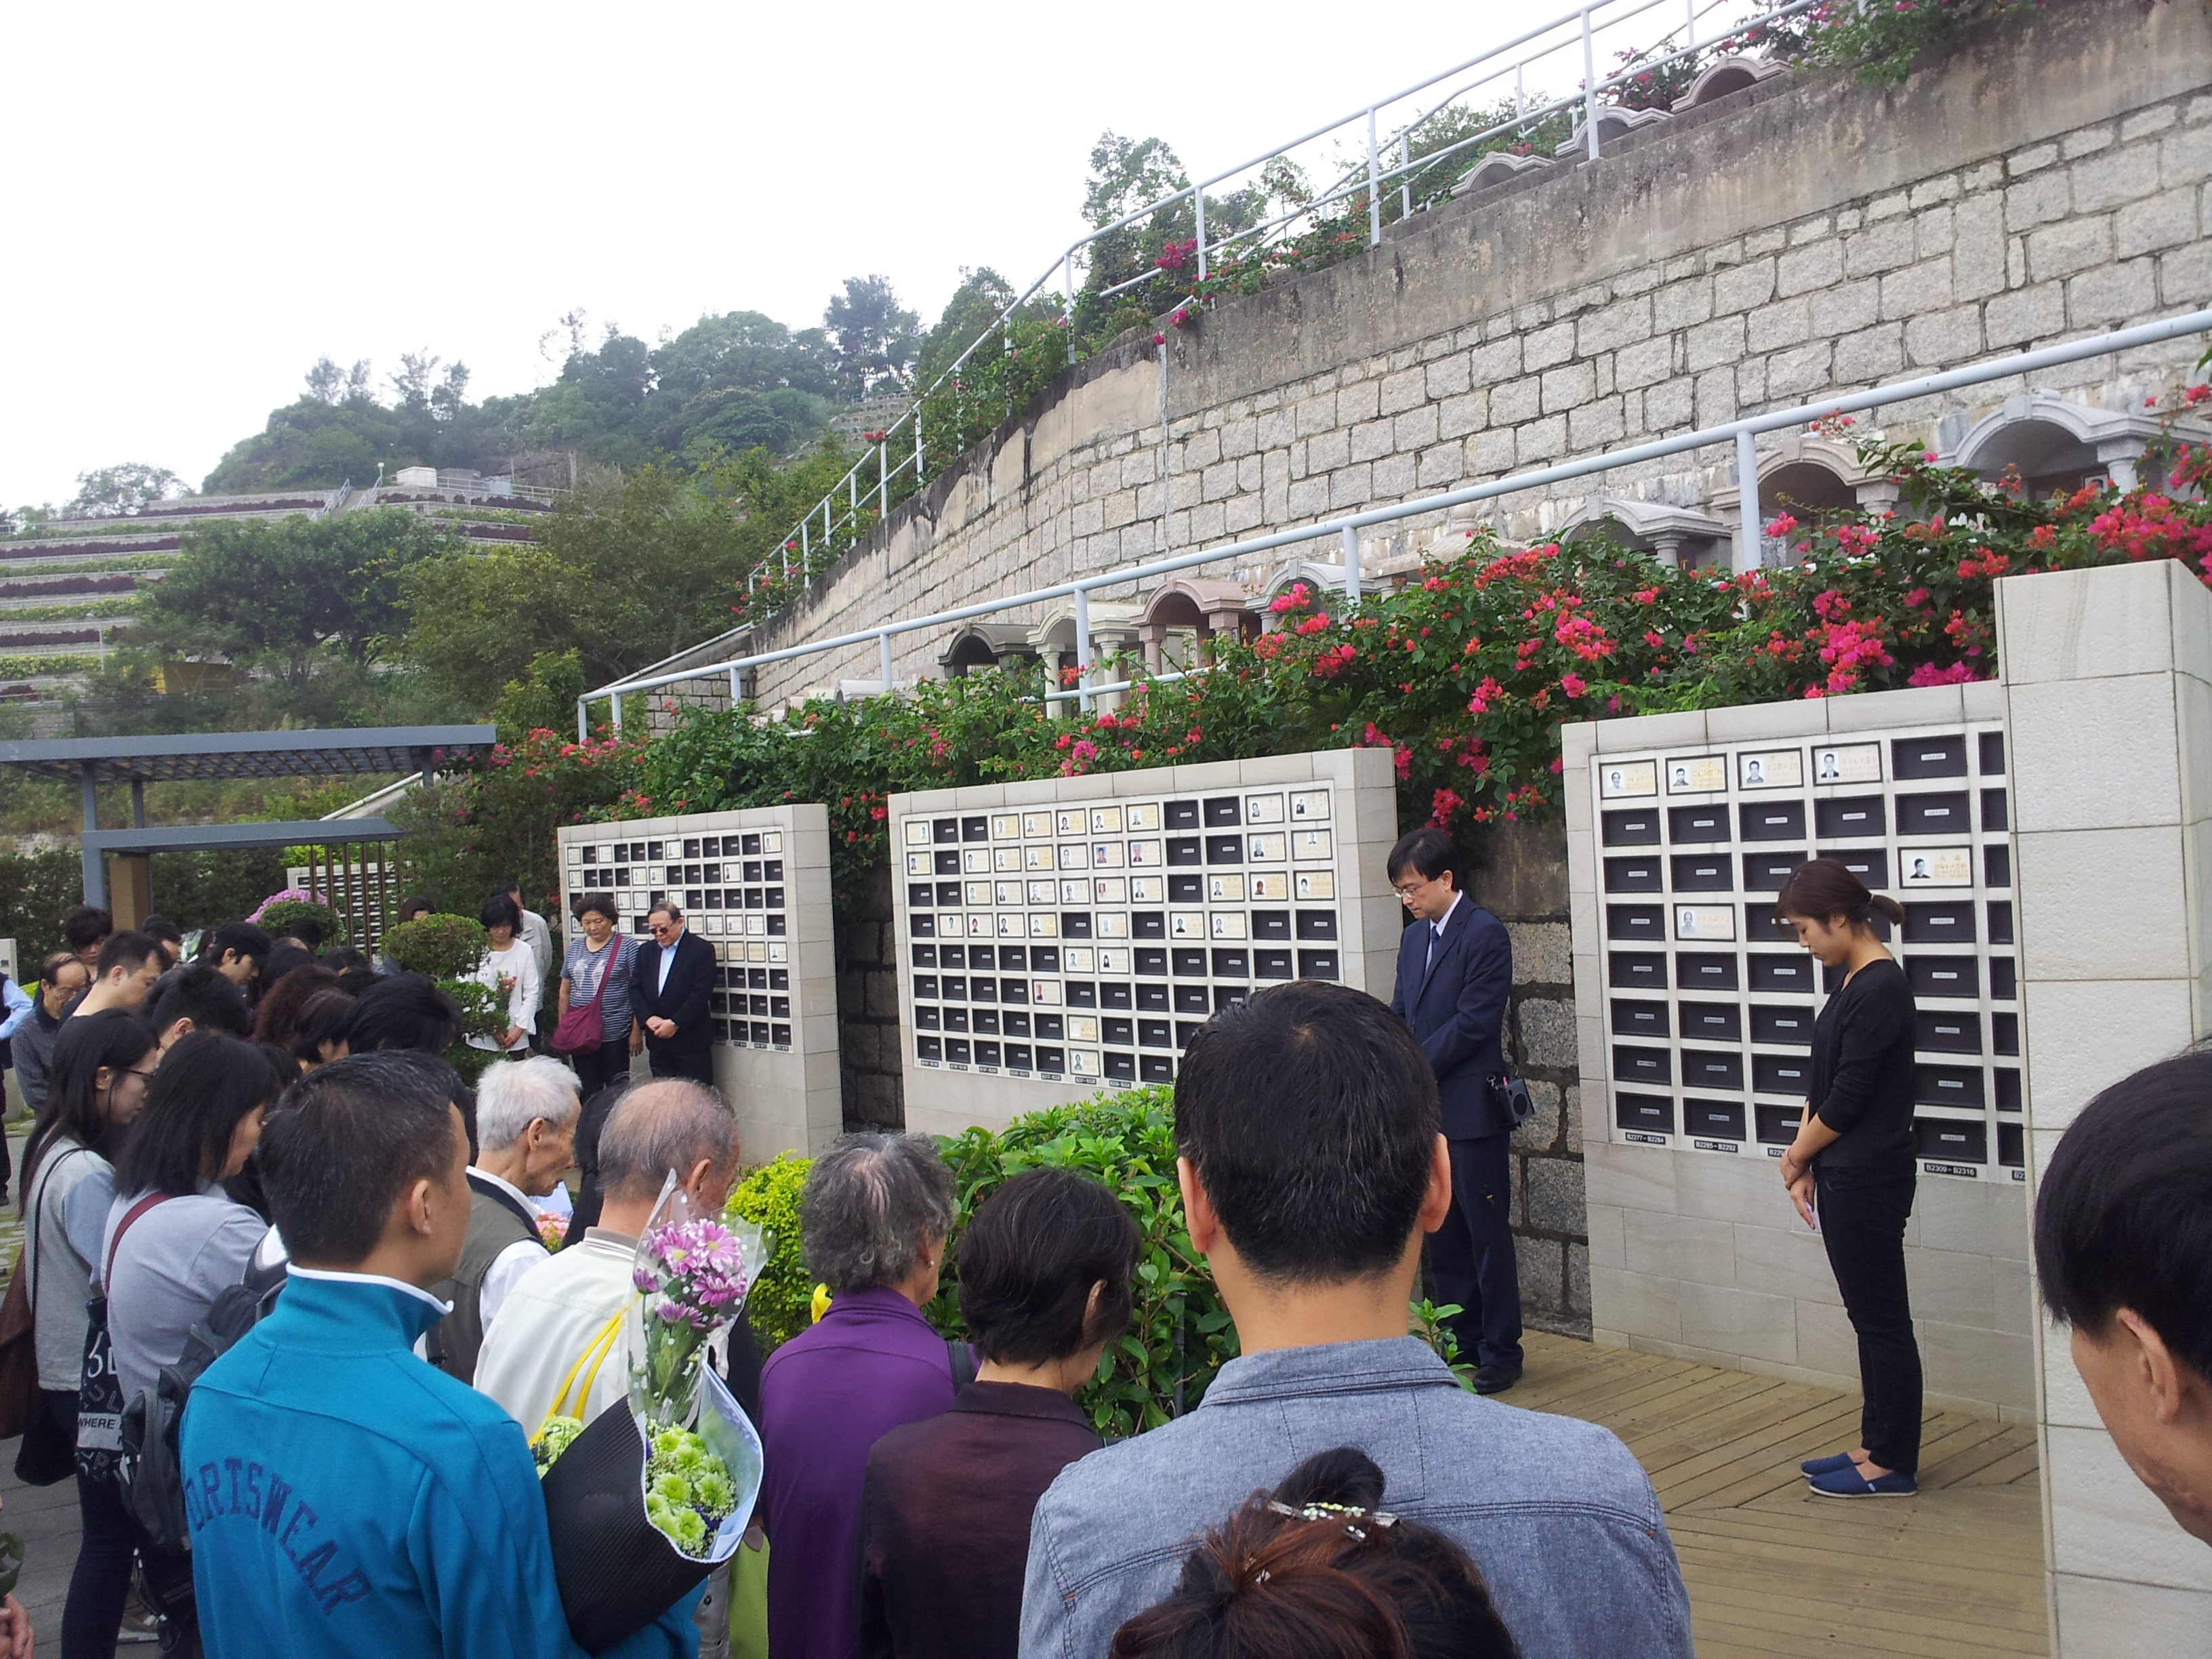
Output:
(253, 896), (346, 948)
(930, 1085), (1237, 1437)
(381, 912), (489, 981)
(724, 1155), (815, 1351)
(380, 910), (503, 1084)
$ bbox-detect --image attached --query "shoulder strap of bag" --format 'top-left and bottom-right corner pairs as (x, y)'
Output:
(106, 1192), (173, 1288)
(537, 1308), (626, 1435)
(581, 943), (615, 1014)
(23, 1145), (89, 1319)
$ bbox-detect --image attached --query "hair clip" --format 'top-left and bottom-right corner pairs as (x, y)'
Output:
(1267, 1498), (1397, 1530)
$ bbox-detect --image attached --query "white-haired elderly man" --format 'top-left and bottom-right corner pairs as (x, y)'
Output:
(476, 1078), (742, 1433)
(424, 1055), (580, 1384)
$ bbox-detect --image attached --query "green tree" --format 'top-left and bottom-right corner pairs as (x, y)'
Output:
(823, 276), (920, 397)
(399, 465), (754, 712)
(64, 464), (185, 518)
(491, 650), (589, 744)
(136, 508), (459, 687)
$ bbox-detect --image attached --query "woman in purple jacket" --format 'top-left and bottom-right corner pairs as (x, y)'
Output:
(756, 1134), (960, 1659)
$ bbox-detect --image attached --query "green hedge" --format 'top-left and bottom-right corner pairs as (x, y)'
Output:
(929, 1086), (1233, 1436)
(725, 1086), (1476, 1437)
(723, 1155), (814, 1351)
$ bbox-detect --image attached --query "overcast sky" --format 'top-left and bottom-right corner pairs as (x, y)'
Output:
(2, 1), (1650, 508)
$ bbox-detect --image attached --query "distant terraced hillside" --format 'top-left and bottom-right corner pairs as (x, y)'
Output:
(0, 471), (553, 720)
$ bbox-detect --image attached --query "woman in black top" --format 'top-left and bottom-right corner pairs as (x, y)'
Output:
(1776, 856), (1923, 1497)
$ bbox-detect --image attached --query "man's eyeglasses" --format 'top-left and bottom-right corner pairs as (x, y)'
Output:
(1392, 874), (1436, 904)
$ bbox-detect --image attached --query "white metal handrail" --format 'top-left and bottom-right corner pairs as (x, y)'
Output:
(580, 308), (2212, 738)
(750, 0), (1816, 600)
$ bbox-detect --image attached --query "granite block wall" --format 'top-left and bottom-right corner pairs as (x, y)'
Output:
(734, 0), (2211, 709)
(1996, 561), (2212, 1657)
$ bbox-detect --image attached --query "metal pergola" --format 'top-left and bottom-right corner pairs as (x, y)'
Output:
(0, 724), (495, 910)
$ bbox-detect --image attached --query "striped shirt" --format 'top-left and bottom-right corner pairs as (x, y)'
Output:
(560, 932), (640, 1042)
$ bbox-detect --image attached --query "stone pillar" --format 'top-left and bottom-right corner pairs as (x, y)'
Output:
(1648, 534), (1683, 569)
(1997, 560), (2212, 1656)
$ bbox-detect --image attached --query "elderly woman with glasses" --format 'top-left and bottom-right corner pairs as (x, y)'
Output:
(758, 1134), (964, 1659)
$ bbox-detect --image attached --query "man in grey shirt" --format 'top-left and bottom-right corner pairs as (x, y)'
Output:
(1019, 981), (1693, 1659)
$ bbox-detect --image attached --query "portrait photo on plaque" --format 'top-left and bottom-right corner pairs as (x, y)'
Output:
(1664, 756), (1727, 794)
(1674, 905), (1737, 942)
(1812, 743), (1882, 785)
(1738, 750), (1804, 790)
(1900, 847), (1973, 888)
(1598, 760), (1659, 799)
(1289, 790), (1331, 820)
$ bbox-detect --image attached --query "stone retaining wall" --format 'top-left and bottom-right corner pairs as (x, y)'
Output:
(739, 0), (2210, 708)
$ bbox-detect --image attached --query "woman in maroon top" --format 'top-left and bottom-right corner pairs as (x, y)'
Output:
(858, 1168), (1139, 1659)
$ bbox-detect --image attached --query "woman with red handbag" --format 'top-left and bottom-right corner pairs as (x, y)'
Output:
(553, 893), (638, 1095)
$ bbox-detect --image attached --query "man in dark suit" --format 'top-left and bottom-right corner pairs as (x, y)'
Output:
(1386, 825), (1521, 1393)
(631, 900), (718, 1084)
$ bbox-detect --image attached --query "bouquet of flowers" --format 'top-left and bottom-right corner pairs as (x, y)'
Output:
(535, 1176), (769, 1650)
(539, 1210), (569, 1251)
(628, 1181), (771, 1433)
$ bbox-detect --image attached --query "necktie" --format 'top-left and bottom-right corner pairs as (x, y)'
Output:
(1425, 922), (1442, 977)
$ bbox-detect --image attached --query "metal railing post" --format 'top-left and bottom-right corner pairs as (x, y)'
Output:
(611, 693), (623, 736)
(729, 667), (743, 705)
(915, 415), (924, 485)
(1194, 186), (1207, 282)
(879, 631), (894, 693)
(1367, 108), (1382, 245)
(576, 698), (588, 743)
(878, 438), (888, 518)
(1342, 523), (1362, 606)
(1582, 7), (1603, 161)
(801, 518), (809, 570)
(1400, 132), (1413, 219)
(1074, 584), (1094, 714)
(1736, 427), (1763, 574)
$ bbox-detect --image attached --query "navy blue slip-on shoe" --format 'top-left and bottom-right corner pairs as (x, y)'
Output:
(1800, 1452), (1858, 1477)
(1808, 1465), (1917, 1498)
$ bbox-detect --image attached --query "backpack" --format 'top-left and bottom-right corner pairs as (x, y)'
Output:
(117, 1256), (289, 1639)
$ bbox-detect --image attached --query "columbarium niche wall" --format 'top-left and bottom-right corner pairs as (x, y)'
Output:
(555, 804), (840, 1159)
(1561, 680), (2037, 1420)
(888, 747), (1399, 1140)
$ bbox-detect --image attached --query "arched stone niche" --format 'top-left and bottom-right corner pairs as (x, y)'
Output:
(1134, 577), (1258, 674)
(1947, 392), (2199, 497)
(1557, 495), (1729, 571)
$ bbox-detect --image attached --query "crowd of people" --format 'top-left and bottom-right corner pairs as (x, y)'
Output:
(0, 843), (2198, 1659)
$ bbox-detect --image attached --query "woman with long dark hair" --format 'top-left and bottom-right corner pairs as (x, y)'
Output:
(19, 1011), (159, 1659)
(1774, 855), (1923, 1498)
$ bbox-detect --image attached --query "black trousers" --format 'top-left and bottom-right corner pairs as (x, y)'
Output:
(569, 1042), (632, 1102)
(649, 1048), (715, 1084)
(1429, 1132), (1523, 1370)
(1817, 1167), (1923, 1475)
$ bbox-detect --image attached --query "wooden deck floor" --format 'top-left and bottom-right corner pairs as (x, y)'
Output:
(1517, 1331), (2047, 1659)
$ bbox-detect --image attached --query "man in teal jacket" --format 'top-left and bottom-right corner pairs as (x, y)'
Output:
(181, 1050), (697, 1658)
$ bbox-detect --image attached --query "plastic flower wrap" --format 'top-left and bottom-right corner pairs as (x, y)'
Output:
(628, 1174), (773, 1431)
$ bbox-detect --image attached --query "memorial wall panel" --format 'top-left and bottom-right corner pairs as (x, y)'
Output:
(556, 804), (839, 1158)
(891, 747), (1401, 1138)
(1589, 718), (2024, 1184)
